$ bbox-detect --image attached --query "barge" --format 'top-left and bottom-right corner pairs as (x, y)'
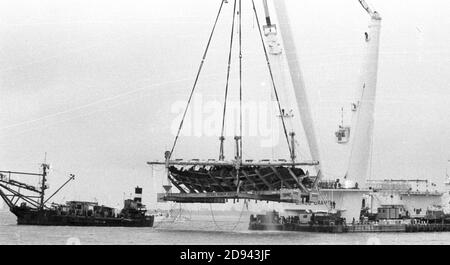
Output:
(249, 210), (450, 233)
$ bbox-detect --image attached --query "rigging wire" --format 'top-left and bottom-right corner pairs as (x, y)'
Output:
(345, 84), (366, 177)
(235, 0), (244, 192)
(169, 0), (226, 159)
(1, 67), (258, 141)
(238, 0), (243, 159)
(150, 165), (191, 229)
(209, 200), (247, 232)
(368, 121), (375, 180)
(0, 91), (156, 140)
(152, 202), (184, 229)
(0, 76), (200, 132)
(251, 0), (292, 158)
(219, 0), (238, 159)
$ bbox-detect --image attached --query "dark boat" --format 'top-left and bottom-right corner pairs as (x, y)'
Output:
(248, 210), (450, 233)
(0, 164), (154, 227)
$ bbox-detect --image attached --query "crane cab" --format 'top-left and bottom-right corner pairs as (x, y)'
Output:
(335, 107), (351, 144)
(335, 126), (350, 144)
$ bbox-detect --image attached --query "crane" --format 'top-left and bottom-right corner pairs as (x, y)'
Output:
(261, 0), (282, 55)
(358, 0), (381, 19)
(335, 1), (381, 144)
(345, 0), (382, 188)
(270, 0), (324, 187)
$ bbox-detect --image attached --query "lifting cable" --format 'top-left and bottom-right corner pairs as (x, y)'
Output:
(209, 200), (247, 232)
(345, 84), (366, 176)
(251, 0), (292, 157)
(169, 0), (226, 159)
(171, 0), (291, 160)
(153, 202), (190, 229)
(238, 0), (243, 159)
(236, 0), (243, 190)
(219, 0), (238, 158)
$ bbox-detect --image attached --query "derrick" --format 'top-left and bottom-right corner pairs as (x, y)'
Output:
(148, 0), (320, 204)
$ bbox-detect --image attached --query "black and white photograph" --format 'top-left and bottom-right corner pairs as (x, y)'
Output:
(0, 0), (449, 250)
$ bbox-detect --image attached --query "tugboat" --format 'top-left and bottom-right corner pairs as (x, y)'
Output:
(0, 164), (154, 227)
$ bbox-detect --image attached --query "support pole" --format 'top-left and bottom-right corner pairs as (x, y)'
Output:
(289, 132), (296, 164)
(163, 151), (173, 193)
(234, 136), (242, 192)
(44, 174), (75, 204)
(219, 136), (225, 161)
(234, 136), (242, 163)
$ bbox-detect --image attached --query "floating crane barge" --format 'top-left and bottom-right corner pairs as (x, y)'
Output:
(147, 0), (450, 234)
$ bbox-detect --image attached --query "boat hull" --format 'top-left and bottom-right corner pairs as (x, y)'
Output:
(11, 207), (154, 227)
(249, 221), (450, 233)
(249, 222), (347, 233)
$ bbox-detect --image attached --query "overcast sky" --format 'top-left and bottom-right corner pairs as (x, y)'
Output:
(0, 0), (449, 208)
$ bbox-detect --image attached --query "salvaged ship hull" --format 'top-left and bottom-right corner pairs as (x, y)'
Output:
(11, 207), (154, 227)
(167, 165), (310, 193)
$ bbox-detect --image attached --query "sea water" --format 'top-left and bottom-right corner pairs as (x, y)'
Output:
(0, 211), (448, 245)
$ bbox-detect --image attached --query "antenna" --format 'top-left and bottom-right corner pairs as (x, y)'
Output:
(39, 163), (50, 209)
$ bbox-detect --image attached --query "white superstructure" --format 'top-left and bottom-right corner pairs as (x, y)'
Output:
(365, 179), (443, 218)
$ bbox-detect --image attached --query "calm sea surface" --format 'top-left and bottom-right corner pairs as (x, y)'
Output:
(0, 211), (449, 245)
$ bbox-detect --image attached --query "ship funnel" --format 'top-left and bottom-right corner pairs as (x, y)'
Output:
(134, 186), (143, 204)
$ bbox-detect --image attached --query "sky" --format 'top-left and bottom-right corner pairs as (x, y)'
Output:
(0, 0), (449, 209)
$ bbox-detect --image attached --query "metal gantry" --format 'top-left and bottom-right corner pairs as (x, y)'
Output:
(0, 164), (75, 211)
(147, 0), (323, 204)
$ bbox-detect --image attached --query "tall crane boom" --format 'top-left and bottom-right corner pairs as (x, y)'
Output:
(345, 0), (382, 187)
(358, 0), (373, 15)
(358, 0), (380, 19)
(270, 0), (323, 182)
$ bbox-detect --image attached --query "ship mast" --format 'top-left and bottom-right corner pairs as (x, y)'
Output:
(0, 162), (75, 210)
(39, 163), (49, 209)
